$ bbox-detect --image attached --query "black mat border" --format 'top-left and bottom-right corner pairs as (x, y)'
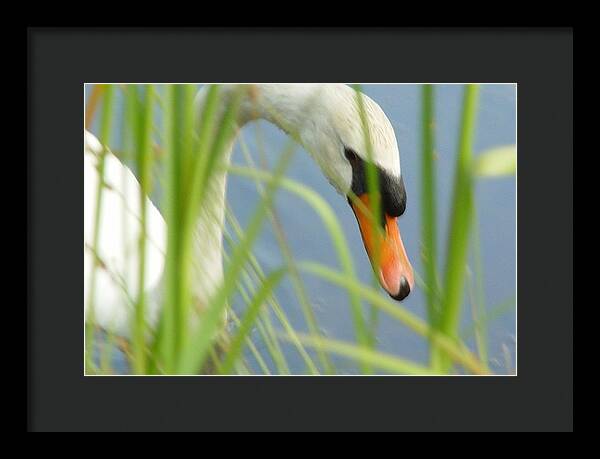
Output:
(27, 27), (573, 432)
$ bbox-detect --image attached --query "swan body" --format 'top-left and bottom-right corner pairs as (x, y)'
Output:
(84, 84), (414, 338)
(84, 131), (166, 336)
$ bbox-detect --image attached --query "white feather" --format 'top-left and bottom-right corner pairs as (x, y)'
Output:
(85, 84), (403, 337)
(84, 131), (166, 336)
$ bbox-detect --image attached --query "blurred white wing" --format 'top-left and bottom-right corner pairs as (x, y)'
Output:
(84, 130), (166, 336)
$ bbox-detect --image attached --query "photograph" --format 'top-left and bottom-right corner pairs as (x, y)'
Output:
(84, 83), (516, 376)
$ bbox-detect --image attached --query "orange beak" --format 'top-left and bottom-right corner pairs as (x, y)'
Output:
(350, 194), (414, 301)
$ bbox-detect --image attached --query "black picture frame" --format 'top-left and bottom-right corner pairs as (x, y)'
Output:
(27, 27), (573, 432)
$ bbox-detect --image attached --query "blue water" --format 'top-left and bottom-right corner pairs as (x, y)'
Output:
(86, 84), (516, 375)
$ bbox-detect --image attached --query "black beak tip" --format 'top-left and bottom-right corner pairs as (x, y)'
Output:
(390, 276), (411, 301)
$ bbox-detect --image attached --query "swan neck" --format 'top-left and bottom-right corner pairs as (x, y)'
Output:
(190, 147), (236, 308)
(190, 84), (311, 305)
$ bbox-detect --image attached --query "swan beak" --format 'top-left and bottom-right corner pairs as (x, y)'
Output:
(350, 194), (414, 301)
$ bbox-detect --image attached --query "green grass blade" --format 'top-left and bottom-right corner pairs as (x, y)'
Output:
(420, 84), (444, 370)
(435, 84), (480, 373)
(85, 84), (115, 372)
(227, 166), (370, 364)
(220, 230), (291, 374)
(282, 333), (435, 375)
(297, 260), (489, 375)
(159, 84), (197, 371)
(177, 140), (297, 374)
(218, 269), (286, 374)
(159, 84), (232, 373)
(223, 219), (294, 374)
(128, 85), (155, 374)
(420, 84), (441, 328)
(473, 145), (516, 178)
(228, 222), (318, 374)
(237, 133), (332, 374)
(226, 308), (272, 375)
(353, 85), (383, 373)
(468, 206), (489, 366)
(461, 295), (515, 341)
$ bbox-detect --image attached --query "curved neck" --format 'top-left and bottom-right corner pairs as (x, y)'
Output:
(191, 84), (330, 306)
(190, 85), (278, 305)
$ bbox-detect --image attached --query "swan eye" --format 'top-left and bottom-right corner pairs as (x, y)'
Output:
(344, 147), (360, 165)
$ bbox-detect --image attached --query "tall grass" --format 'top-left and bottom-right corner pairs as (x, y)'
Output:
(434, 84), (480, 373)
(85, 84), (115, 373)
(84, 83), (514, 375)
(237, 133), (330, 374)
(420, 85), (441, 345)
(129, 85), (154, 374)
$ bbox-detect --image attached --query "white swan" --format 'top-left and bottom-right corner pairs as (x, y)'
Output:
(84, 84), (414, 338)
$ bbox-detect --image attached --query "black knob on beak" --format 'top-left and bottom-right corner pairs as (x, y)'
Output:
(390, 276), (411, 301)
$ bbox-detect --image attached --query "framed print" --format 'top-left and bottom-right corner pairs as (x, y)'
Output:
(28, 27), (573, 432)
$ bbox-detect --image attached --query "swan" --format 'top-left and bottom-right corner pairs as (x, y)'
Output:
(84, 83), (414, 339)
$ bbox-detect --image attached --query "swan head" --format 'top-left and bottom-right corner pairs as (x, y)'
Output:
(254, 84), (414, 301)
(201, 83), (415, 301)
